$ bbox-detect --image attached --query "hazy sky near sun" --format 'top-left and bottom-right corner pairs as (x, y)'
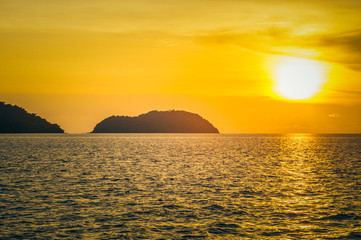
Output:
(1, 0), (361, 133)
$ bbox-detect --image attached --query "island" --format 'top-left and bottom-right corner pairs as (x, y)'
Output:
(0, 101), (64, 133)
(92, 110), (219, 133)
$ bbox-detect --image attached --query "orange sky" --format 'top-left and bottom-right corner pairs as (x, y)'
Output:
(1, 0), (361, 133)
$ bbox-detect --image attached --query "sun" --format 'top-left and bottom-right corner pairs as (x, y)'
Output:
(275, 57), (326, 100)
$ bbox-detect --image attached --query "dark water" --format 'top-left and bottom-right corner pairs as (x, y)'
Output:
(0, 134), (361, 239)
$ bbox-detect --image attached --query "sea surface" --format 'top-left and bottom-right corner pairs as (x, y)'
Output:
(0, 134), (361, 239)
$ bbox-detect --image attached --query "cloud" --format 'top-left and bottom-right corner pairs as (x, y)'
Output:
(329, 89), (361, 95)
(328, 113), (340, 118)
(197, 28), (361, 71)
(314, 29), (361, 70)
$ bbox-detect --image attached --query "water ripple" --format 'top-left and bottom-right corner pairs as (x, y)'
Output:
(0, 133), (361, 239)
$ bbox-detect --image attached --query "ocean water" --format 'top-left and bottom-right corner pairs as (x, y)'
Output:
(0, 134), (361, 239)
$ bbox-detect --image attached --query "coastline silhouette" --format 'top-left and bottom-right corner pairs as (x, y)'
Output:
(0, 102), (218, 134)
(0, 101), (64, 133)
(92, 110), (219, 133)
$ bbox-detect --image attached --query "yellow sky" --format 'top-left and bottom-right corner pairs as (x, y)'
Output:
(1, 0), (361, 133)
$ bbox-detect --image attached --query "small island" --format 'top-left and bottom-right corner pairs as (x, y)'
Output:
(0, 101), (64, 133)
(92, 110), (219, 133)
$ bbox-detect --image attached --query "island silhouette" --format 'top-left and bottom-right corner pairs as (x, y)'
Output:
(0, 101), (64, 133)
(92, 110), (219, 133)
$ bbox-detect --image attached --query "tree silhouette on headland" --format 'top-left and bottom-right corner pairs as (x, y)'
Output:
(0, 101), (64, 133)
(92, 110), (219, 133)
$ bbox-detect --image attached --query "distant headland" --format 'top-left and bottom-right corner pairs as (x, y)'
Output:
(92, 110), (219, 133)
(0, 101), (64, 133)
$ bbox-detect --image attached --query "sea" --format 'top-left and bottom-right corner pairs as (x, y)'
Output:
(0, 134), (360, 239)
